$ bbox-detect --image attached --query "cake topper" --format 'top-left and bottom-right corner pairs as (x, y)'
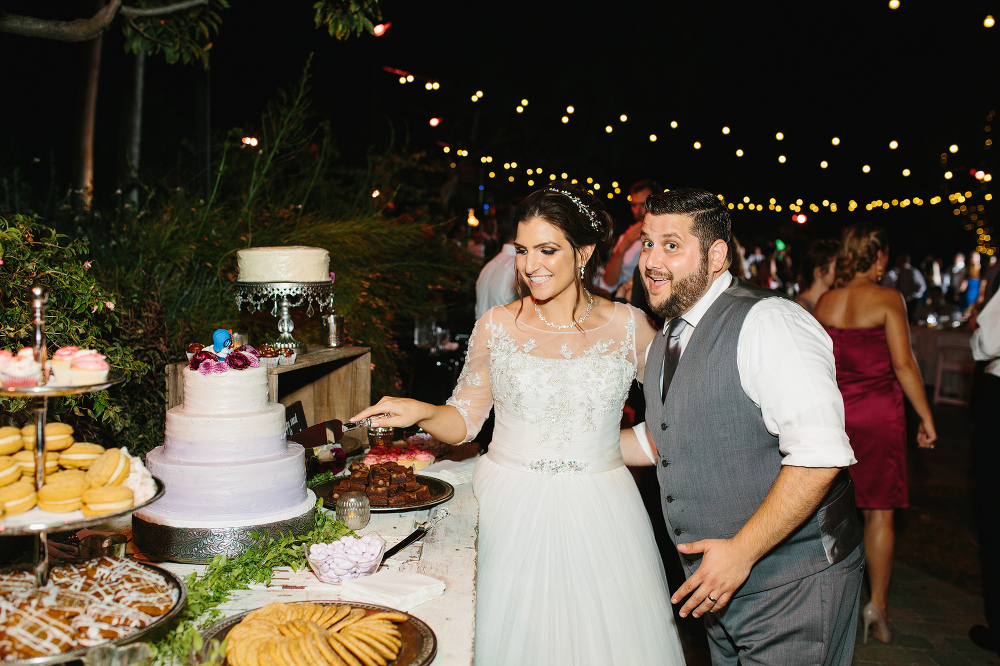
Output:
(211, 328), (233, 357)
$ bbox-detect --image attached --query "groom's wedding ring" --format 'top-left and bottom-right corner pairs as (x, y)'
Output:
(707, 595), (718, 603)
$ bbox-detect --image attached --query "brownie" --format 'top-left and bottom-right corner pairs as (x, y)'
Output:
(414, 486), (431, 501)
(404, 468), (416, 480)
(403, 480), (420, 492)
(349, 462), (368, 473)
(387, 485), (398, 497)
(387, 495), (407, 507)
(390, 470), (406, 484)
(372, 477), (389, 488)
(350, 479), (368, 491)
(370, 496), (388, 507)
(367, 486), (388, 497)
(334, 480), (352, 493)
(400, 491), (418, 503)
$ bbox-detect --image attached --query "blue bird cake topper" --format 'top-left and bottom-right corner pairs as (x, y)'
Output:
(211, 328), (233, 357)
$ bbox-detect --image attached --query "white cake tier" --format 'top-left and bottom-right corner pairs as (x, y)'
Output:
(144, 443), (308, 519)
(237, 246), (330, 283)
(164, 402), (286, 462)
(135, 490), (316, 528)
(182, 366), (270, 415)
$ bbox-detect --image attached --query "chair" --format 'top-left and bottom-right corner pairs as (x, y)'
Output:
(932, 343), (976, 406)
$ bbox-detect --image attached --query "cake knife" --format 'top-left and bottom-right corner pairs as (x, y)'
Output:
(383, 509), (449, 560)
(330, 414), (390, 442)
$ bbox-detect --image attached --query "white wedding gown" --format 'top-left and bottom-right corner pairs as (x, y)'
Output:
(447, 303), (685, 666)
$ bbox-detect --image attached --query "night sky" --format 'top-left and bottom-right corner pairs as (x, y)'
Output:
(2, 0), (996, 258)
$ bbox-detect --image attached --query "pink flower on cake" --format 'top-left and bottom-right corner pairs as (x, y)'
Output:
(226, 352), (250, 370)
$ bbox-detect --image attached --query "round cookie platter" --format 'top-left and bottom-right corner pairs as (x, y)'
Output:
(1, 560), (188, 666)
(200, 601), (438, 666)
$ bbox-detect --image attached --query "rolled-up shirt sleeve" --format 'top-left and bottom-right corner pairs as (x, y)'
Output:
(738, 299), (857, 468)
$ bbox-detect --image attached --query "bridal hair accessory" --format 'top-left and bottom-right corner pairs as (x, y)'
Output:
(547, 188), (600, 231)
(534, 290), (594, 330)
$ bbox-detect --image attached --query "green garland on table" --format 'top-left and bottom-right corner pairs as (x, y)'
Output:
(148, 500), (353, 665)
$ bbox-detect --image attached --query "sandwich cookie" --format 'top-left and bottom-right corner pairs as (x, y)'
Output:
(21, 422), (75, 451)
(0, 456), (22, 488)
(85, 448), (130, 489)
(58, 443), (105, 469)
(0, 426), (22, 455)
(81, 485), (133, 517)
(46, 469), (87, 485)
(13, 450), (60, 475)
(38, 475), (86, 513)
(0, 481), (37, 516)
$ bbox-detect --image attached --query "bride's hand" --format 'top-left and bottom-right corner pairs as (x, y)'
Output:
(349, 397), (436, 429)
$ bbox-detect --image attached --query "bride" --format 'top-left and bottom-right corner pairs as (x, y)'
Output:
(350, 184), (685, 665)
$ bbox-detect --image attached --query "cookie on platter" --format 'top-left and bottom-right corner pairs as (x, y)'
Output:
(0, 426), (22, 455)
(0, 480), (37, 515)
(59, 442), (105, 469)
(37, 475), (87, 513)
(13, 450), (60, 475)
(85, 448), (130, 488)
(81, 485), (133, 517)
(0, 456), (22, 488)
(21, 422), (75, 451)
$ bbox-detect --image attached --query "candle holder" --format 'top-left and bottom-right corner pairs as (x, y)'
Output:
(336, 491), (371, 530)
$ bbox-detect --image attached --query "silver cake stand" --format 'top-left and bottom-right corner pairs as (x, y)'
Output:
(234, 281), (334, 354)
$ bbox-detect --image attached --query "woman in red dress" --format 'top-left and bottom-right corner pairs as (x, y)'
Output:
(813, 223), (937, 644)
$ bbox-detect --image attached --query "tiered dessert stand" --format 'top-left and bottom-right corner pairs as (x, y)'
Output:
(0, 287), (186, 664)
(234, 281), (334, 354)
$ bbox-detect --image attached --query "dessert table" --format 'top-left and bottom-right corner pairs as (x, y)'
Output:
(155, 482), (478, 665)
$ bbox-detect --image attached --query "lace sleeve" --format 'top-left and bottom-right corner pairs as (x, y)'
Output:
(445, 310), (494, 443)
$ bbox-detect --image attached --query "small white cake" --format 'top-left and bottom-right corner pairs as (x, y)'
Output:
(237, 246), (330, 283)
(137, 365), (312, 525)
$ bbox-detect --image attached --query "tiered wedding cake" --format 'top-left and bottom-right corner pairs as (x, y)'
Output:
(134, 363), (315, 558)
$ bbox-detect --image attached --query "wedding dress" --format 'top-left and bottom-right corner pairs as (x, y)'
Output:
(447, 302), (685, 666)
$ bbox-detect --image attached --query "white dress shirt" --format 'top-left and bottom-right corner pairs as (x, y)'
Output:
(972, 291), (1000, 376)
(476, 244), (518, 320)
(598, 236), (642, 293)
(634, 273), (856, 468)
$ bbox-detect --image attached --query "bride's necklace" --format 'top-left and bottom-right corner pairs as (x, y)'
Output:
(533, 290), (594, 330)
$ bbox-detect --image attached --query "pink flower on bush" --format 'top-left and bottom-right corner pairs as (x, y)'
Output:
(91, 305), (98, 313)
(330, 271), (336, 284)
(104, 301), (115, 310)
(83, 261), (92, 269)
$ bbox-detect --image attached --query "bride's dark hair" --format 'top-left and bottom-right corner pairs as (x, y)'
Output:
(513, 182), (614, 283)
(511, 182), (615, 327)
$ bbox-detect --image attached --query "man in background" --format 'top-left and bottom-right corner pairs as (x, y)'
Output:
(475, 210), (518, 320)
(882, 254), (927, 322)
(598, 179), (661, 297)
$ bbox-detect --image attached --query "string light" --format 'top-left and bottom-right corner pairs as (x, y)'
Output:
(986, 15), (995, 28)
(722, 127), (731, 134)
(821, 161), (828, 168)
(775, 132), (784, 140)
(832, 137), (841, 145)
(649, 134), (657, 142)
(620, 114), (628, 122)
(670, 121), (678, 128)
(903, 168), (911, 176)
(606, 126), (613, 133)
(778, 155), (786, 163)
(950, 144), (959, 153)
(863, 165), (871, 173)
(736, 149), (744, 156)
(521, 99), (529, 106)
(889, 140), (898, 149)
(562, 116), (569, 123)
(694, 142), (701, 149)
(566, 106), (574, 113)
(889, 0), (899, 8)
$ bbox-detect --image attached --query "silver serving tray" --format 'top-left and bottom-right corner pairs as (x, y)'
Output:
(316, 474), (455, 513)
(0, 478), (166, 536)
(200, 601), (436, 666)
(1, 560), (187, 666)
(0, 374), (125, 397)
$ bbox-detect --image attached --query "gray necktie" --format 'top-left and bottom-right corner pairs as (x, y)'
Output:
(661, 317), (688, 402)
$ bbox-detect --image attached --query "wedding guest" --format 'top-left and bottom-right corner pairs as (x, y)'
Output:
(794, 239), (839, 313)
(813, 223), (937, 644)
(882, 254), (927, 322)
(968, 291), (1000, 658)
(598, 179), (661, 296)
(475, 210), (519, 319)
(966, 251), (983, 309)
(946, 252), (967, 304)
(623, 188), (863, 665)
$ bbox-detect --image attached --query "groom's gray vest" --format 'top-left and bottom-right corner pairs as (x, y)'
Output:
(645, 279), (862, 597)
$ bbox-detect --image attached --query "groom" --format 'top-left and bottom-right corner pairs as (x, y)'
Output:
(622, 188), (864, 665)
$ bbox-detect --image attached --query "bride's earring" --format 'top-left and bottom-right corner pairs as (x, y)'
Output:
(579, 264), (585, 281)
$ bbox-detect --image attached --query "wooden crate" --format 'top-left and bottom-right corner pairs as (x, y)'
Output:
(166, 346), (371, 433)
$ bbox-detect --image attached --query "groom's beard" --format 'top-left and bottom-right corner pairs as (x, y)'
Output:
(645, 252), (710, 320)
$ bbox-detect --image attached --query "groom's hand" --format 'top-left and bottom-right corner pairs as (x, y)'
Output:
(671, 539), (754, 618)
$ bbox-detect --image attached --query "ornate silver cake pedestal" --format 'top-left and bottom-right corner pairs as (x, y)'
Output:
(234, 281), (335, 354)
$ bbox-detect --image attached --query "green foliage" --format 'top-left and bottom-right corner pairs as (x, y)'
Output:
(0, 216), (151, 443)
(313, 0), (383, 39)
(122, 0), (230, 68)
(149, 505), (354, 665)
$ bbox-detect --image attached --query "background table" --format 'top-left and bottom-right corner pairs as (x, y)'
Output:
(155, 483), (478, 666)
